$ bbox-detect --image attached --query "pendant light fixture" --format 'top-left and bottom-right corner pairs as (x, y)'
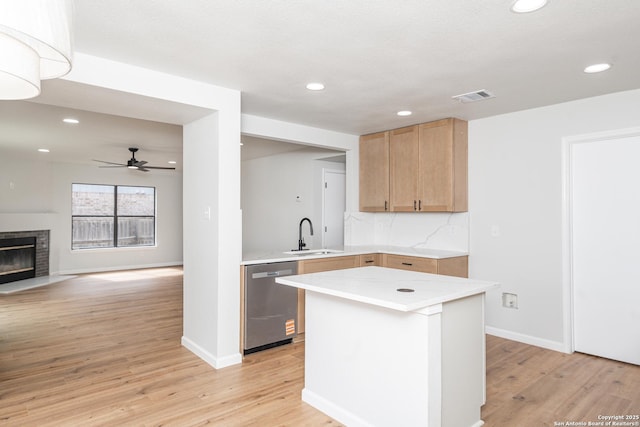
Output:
(0, 0), (73, 100)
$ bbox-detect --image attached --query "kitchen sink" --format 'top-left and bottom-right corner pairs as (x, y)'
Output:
(283, 249), (344, 256)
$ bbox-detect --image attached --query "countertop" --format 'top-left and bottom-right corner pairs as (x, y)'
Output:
(241, 245), (468, 265)
(276, 266), (499, 312)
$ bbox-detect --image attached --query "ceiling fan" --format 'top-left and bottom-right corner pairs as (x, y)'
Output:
(93, 147), (176, 172)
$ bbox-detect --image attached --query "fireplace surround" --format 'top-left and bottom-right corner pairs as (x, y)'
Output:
(0, 230), (49, 285)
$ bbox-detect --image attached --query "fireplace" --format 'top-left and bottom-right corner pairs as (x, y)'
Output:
(0, 237), (36, 284)
(0, 230), (49, 286)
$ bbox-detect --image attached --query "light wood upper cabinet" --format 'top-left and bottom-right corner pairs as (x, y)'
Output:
(359, 118), (468, 212)
(389, 125), (420, 212)
(418, 118), (468, 212)
(359, 132), (390, 212)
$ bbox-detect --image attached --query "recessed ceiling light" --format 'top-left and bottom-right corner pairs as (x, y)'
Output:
(584, 63), (611, 73)
(38, 148), (50, 153)
(511, 0), (548, 13)
(63, 118), (79, 124)
(306, 82), (325, 91)
(397, 110), (412, 116)
(168, 161), (177, 164)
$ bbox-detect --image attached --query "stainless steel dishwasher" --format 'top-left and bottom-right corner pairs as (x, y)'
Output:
(244, 261), (298, 354)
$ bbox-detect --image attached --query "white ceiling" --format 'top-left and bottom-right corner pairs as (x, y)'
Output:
(2, 0), (640, 167)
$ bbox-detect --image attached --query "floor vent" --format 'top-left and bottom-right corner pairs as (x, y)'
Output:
(452, 90), (495, 103)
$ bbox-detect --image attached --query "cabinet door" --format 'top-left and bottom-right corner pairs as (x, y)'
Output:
(389, 125), (419, 211)
(418, 119), (468, 212)
(436, 256), (468, 278)
(359, 132), (390, 212)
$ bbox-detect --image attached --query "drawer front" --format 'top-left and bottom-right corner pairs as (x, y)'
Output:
(383, 254), (437, 273)
(359, 253), (381, 267)
(299, 255), (360, 274)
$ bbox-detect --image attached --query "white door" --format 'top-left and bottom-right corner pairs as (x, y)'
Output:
(322, 169), (346, 248)
(572, 134), (640, 365)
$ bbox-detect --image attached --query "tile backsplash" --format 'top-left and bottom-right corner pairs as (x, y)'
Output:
(344, 211), (469, 252)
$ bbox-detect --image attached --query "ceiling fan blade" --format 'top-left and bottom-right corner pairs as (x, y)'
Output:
(94, 149), (175, 172)
(94, 159), (126, 166)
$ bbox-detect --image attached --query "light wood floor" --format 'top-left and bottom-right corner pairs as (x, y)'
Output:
(1, 268), (638, 426)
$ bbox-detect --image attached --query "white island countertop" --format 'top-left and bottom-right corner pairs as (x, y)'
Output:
(276, 266), (499, 312)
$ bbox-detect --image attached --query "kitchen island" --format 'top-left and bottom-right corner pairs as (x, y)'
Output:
(276, 266), (499, 427)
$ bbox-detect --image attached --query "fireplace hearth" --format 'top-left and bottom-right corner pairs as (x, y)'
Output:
(0, 230), (49, 286)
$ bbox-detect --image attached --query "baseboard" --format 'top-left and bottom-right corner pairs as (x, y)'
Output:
(57, 261), (183, 276)
(486, 326), (569, 353)
(181, 336), (242, 369)
(302, 388), (372, 427)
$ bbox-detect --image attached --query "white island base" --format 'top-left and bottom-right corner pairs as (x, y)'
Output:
(277, 266), (498, 427)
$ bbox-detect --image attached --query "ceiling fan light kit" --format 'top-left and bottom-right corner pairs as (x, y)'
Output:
(94, 147), (176, 172)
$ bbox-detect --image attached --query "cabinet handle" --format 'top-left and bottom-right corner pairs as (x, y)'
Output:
(365, 260), (374, 264)
(402, 262), (413, 266)
(418, 200), (422, 211)
(385, 200), (388, 211)
(413, 200), (417, 211)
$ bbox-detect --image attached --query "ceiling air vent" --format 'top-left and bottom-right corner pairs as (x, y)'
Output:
(452, 90), (495, 103)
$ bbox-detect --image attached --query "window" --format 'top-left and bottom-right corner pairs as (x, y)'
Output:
(72, 184), (156, 250)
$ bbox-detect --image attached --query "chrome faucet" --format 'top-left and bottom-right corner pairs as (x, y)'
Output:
(298, 217), (314, 251)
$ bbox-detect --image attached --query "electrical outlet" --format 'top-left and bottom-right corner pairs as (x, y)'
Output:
(502, 292), (518, 309)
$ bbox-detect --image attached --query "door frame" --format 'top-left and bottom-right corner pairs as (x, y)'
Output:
(561, 126), (640, 354)
(321, 168), (346, 248)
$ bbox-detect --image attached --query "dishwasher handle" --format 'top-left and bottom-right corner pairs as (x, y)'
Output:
(251, 269), (294, 279)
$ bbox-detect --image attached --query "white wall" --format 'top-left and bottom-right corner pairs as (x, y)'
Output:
(0, 153), (183, 274)
(55, 163), (183, 274)
(469, 88), (640, 352)
(241, 148), (345, 255)
(0, 154), (53, 213)
(241, 114), (359, 211)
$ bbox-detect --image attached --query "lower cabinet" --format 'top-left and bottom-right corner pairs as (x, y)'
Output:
(382, 254), (468, 278)
(297, 256), (360, 334)
(244, 253), (469, 345)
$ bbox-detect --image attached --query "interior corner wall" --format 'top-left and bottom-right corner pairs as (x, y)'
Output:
(468, 88), (640, 351)
(0, 153), (183, 275)
(241, 149), (345, 254)
(241, 114), (359, 212)
(55, 163), (183, 274)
